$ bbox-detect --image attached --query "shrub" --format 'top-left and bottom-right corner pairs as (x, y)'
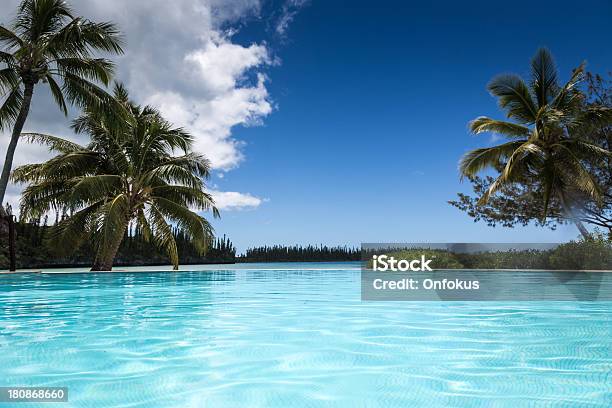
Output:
(548, 234), (612, 270)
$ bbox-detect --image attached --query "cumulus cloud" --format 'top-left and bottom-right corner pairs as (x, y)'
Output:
(211, 190), (264, 210)
(1, 0), (302, 212)
(82, 0), (274, 171)
(3, 0), (273, 170)
(145, 35), (274, 169)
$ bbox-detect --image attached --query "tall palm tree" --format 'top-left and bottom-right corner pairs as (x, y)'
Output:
(460, 48), (612, 238)
(12, 84), (219, 271)
(0, 0), (123, 210)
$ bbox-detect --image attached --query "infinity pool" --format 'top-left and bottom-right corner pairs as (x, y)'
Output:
(1, 263), (610, 407)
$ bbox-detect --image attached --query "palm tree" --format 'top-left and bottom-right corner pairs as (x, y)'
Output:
(12, 84), (219, 271)
(460, 48), (612, 238)
(0, 0), (123, 210)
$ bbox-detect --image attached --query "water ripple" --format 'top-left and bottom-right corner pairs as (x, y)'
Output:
(0, 267), (610, 407)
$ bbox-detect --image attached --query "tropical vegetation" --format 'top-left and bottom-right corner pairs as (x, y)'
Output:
(2, 2), (612, 272)
(0, 0), (123, 211)
(11, 84), (219, 270)
(0, 204), (235, 269)
(451, 72), (612, 236)
(373, 236), (612, 270)
(238, 245), (361, 263)
(455, 49), (612, 238)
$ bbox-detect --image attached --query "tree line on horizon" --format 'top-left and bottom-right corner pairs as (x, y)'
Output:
(0, 203), (235, 269)
(0, 205), (361, 267)
(375, 236), (612, 271)
(237, 244), (361, 263)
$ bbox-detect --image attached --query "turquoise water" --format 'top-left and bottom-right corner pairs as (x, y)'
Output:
(1, 263), (611, 407)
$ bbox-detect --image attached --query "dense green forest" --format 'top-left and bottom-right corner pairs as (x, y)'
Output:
(374, 237), (612, 271)
(0, 207), (236, 269)
(3, 212), (612, 270)
(238, 245), (361, 263)
(1, 206), (362, 269)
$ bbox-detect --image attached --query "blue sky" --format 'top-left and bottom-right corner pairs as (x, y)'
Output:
(3, 0), (611, 252)
(209, 0), (612, 251)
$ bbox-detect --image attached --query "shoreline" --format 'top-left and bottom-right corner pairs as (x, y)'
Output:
(2, 261), (611, 275)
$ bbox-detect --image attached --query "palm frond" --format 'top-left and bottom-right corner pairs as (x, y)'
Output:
(151, 185), (217, 213)
(530, 48), (559, 107)
(54, 57), (115, 85)
(22, 132), (85, 153)
(571, 105), (612, 136)
(19, 179), (72, 218)
(488, 74), (538, 123)
(67, 174), (122, 204)
(34, 151), (101, 180)
(469, 116), (531, 138)
(15, 0), (73, 42)
(474, 142), (543, 205)
(45, 75), (68, 115)
(459, 141), (525, 178)
(554, 144), (604, 204)
(151, 196), (214, 254)
(136, 208), (152, 243)
(557, 139), (612, 160)
(47, 17), (123, 57)
(72, 20), (124, 54)
(144, 164), (204, 189)
(152, 153), (210, 178)
(98, 193), (129, 256)
(49, 202), (103, 255)
(0, 86), (24, 131)
(549, 62), (585, 118)
(149, 206), (179, 270)
(0, 67), (20, 94)
(501, 142), (543, 180)
(61, 72), (114, 110)
(11, 163), (44, 183)
(0, 25), (23, 48)
(477, 176), (507, 205)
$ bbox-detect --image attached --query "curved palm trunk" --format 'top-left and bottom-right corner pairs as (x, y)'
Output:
(0, 82), (35, 211)
(573, 219), (590, 239)
(91, 231), (126, 271)
(559, 192), (590, 239)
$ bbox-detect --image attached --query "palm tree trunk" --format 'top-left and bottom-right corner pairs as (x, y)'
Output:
(572, 217), (590, 239)
(7, 214), (16, 271)
(91, 231), (126, 271)
(558, 192), (590, 239)
(0, 82), (35, 212)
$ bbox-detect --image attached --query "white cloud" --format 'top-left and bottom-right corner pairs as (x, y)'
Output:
(276, 0), (309, 36)
(2, 0), (274, 172)
(93, 0), (274, 171)
(185, 36), (271, 94)
(211, 190), (264, 210)
(1, 0), (308, 210)
(145, 59), (273, 170)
